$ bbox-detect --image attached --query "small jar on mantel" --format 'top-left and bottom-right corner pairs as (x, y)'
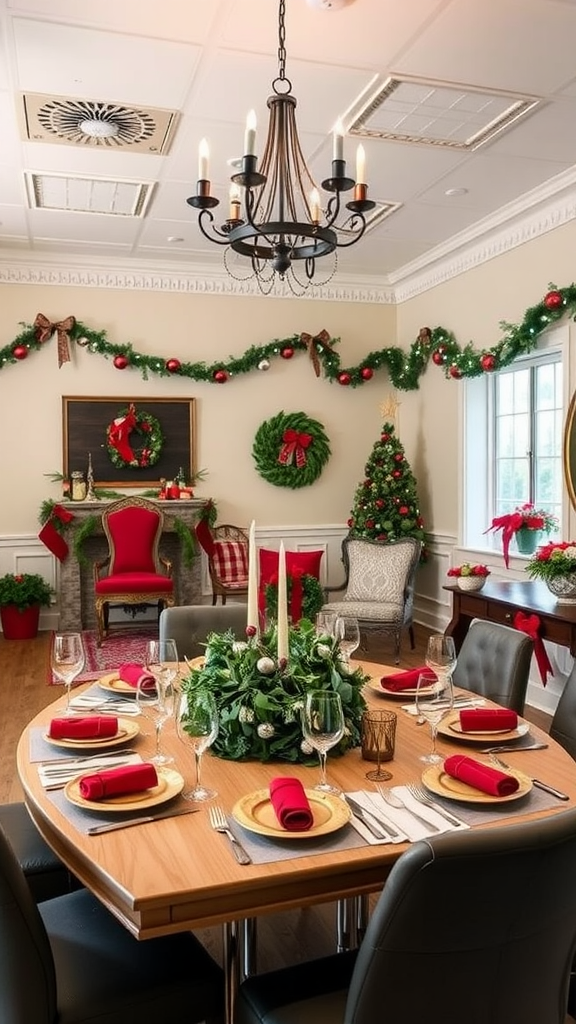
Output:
(70, 471), (87, 501)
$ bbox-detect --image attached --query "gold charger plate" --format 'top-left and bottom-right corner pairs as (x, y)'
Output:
(44, 717), (140, 749)
(437, 710), (530, 744)
(422, 764), (532, 804)
(185, 656), (205, 670)
(97, 672), (138, 694)
(64, 766), (184, 812)
(232, 788), (351, 839)
(369, 677), (437, 699)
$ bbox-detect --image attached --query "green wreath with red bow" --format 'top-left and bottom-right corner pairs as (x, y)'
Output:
(106, 402), (163, 469)
(252, 411), (331, 488)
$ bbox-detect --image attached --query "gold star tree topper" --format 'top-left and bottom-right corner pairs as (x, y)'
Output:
(380, 392), (400, 425)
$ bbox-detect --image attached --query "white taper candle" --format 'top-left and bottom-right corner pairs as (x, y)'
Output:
(247, 520), (259, 634)
(277, 542), (289, 661)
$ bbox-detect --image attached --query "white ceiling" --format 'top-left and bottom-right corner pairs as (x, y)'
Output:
(1, 0), (576, 291)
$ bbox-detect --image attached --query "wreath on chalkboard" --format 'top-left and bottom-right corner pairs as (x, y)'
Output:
(252, 411), (330, 489)
(105, 403), (163, 469)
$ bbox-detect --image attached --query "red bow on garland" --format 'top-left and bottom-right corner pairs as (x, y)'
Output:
(34, 313), (76, 368)
(513, 610), (553, 686)
(277, 429), (313, 468)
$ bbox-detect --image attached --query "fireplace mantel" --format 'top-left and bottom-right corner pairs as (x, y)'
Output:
(57, 499), (207, 631)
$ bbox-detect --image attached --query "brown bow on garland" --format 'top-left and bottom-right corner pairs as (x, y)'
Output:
(300, 329), (335, 377)
(278, 429), (313, 468)
(34, 313), (76, 367)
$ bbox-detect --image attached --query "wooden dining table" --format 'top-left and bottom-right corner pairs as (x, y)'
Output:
(17, 660), (576, 1024)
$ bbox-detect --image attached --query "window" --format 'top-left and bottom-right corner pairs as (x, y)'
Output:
(463, 328), (566, 554)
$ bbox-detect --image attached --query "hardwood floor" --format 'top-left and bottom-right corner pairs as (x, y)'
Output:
(2, 622), (567, 1006)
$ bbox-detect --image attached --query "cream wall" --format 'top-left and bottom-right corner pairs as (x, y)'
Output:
(0, 284), (397, 534)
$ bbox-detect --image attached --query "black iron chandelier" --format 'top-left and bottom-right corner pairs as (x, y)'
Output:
(186, 0), (375, 295)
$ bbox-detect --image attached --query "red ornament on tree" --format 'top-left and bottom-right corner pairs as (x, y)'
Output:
(213, 369), (228, 384)
(480, 353), (496, 372)
(394, 453), (404, 463)
(432, 347), (446, 366)
(360, 367), (373, 381)
(166, 358), (181, 373)
(544, 289), (563, 310)
(380, 433), (390, 442)
(338, 372), (351, 386)
(449, 365), (462, 379)
(12, 345), (28, 360)
(280, 347), (294, 360)
(393, 470), (402, 479)
(347, 518), (354, 528)
(399, 506), (409, 515)
(365, 519), (375, 529)
(113, 354), (129, 370)
(375, 498), (384, 508)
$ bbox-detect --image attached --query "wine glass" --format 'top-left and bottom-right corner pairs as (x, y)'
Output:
(425, 634), (457, 682)
(139, 639), (178, 765)
(301, 690), (345, 794)
(177, 687), (219, 802)
(315, 611), (338, 638)
(51, 633), (85, 714)
(335, 616), (360, 663)
(415, 670), (454, 764)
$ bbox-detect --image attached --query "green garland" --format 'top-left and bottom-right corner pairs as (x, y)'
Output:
(3, 283), (575, 391)
(252, 411), (331, 489)
(106, 406), (163, 469)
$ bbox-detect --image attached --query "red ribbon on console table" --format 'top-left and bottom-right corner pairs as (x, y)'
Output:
(513, 610), (553, 686)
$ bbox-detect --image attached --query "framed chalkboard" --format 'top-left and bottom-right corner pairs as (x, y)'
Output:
(62, 396), (197, 487)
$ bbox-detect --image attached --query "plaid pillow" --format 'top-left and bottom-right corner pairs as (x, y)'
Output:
(212, 540), (249, 587)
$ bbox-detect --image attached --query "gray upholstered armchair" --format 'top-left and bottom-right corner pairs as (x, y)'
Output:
(322, 536), (421, 663)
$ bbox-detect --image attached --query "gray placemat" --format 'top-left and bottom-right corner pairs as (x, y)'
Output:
(29, 725), (139, 763)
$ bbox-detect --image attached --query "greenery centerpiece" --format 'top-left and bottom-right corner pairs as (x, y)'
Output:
(180, 619), (369, 763)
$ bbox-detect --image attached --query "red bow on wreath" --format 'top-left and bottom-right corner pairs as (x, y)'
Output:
(278, 429), (313, 468)
(34, 313), (76, 368)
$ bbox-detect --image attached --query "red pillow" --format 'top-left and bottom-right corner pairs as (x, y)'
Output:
(259, 548), (324, 585)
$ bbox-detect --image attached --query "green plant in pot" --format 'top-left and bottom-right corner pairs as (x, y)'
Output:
(0, 573), (53, 639)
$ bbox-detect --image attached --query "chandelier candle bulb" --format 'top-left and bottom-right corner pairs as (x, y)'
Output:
(229, 185), (241, 220)
(333, 119), (344, 162)
(356, 144), (366, 184)
(247, 520), (259, 635)
(244, 110), (257, 156)
(277, 542), (289, 661)
(310, 188), (321, 224)
(198, 138), (210, 181)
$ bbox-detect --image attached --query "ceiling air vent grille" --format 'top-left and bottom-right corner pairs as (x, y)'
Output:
(21, 93), (178, 154)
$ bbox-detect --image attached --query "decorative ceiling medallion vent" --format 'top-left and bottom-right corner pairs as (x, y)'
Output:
(347, 75), (540, 151)
(20, 93), (178, 153)
(25, 172), (153, 217)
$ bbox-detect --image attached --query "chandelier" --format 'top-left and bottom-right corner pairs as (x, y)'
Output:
(186, 0), (375, 295)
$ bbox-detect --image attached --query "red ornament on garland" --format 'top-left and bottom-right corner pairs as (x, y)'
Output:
(432, 347), (447, 366)
(480, 353), (496, 372)
(213, 369), (228, 384)
(544, 289), (563, 310)
(113, 354), (129, 370)
(166, 358), (181, 373)
(360, 367), (373, 381)
(449, 365), (462, 379)
(12, 345), (28, 360)
(280, 347), (294, 360)
(338, 372), (351, 386)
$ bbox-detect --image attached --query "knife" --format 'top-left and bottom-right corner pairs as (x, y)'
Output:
(531, 778), (570, 801)
(87, 806), (200, 834)
(345, 796), (391, 839)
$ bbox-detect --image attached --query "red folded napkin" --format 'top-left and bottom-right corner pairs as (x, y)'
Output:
(444, 755), (520, 797)
(118, 662), (155, 691)
(269, 777), (314, 831)
(459, 708), (518, 732)
(380, 666), (435, 692)
(78, 763), (158, 801)
(48, 716), (119, 740)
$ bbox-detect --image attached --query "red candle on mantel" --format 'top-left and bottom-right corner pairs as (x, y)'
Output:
(168, 483), (180, 500)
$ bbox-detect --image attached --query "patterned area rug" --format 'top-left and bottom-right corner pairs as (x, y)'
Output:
(47, 627), (158, 684)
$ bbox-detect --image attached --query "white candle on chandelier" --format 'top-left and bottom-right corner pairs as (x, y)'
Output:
(356, 144), (366, 185)
(247, 520), (259, 635)
(310, 188), (321, 224)
(198, 138), (210, 181)
(277, 542), (289, 662)
(244, 110), (257, 156)
(333, 119), (344, 162)
(229, 184), (241, 221)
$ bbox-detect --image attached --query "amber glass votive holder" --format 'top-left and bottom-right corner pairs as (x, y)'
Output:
(361, 709), (397, 781)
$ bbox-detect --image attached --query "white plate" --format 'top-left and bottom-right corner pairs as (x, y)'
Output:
(97, 672), (138, 694)
(64, 766), (184, 812)
(44, 717), (140, 749)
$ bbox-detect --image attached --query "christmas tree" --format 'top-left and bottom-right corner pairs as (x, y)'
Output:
(348, 420), (426, 552)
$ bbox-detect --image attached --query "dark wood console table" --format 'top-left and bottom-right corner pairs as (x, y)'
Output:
(444, 578), (576, 656)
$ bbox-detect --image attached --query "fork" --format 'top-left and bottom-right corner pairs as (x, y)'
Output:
(406, 784), (464, 827)
(377, 785), (440, 832)
(208, 806), (252, 864)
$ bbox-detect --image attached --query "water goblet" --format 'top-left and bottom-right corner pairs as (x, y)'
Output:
(425, 633), (457, 682)
(335, 615), (360, 664)
(415, 670), (454, 764)
(51, 632), (85, 714)
(177, 687), (219, 802)
(139, 638), (178, 765)
(301, 690), (345, 794)
(315, 610), (338, 639)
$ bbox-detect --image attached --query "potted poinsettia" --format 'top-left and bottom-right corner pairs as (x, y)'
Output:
(486, 503), (558, 567)
(0, 573), (53, 639)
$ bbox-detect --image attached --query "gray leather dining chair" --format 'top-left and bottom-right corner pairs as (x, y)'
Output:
(159, 602), (248, 659)
(0, 803), (79, 902)
(236, 809), (576, 1024)
(550, 662), (576, 762)
(451, 619), (534, 714)
(0, 821), (224, 1024)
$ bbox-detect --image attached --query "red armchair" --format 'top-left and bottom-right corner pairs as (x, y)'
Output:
(94, 497), (175, 644)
